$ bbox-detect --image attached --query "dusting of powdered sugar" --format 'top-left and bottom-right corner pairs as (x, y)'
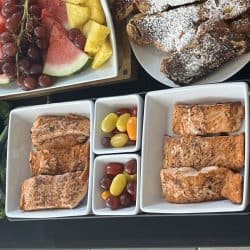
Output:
(140, 5), (200, 53)
(144, 0), (170, 14)
(203, 0), (250, 20)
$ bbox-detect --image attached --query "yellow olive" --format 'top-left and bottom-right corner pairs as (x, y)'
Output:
(101, 113), (118, 133)
(116, 113), (131, 132)
(110, 133), (128, 148)
(110, 174), (127, 196)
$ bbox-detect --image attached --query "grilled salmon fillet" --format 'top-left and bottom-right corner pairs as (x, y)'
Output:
(29, 142), (90, 176)
(173, 102), (244, 135)
(163, 134), (244, 170)
(31, 114), (90, 149)
(20, 170), (88, 211)
(160, 166), (243, 204)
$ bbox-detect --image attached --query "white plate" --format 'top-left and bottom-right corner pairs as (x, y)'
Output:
(93, 94), (143, 154)
(92, 154), (140, 216)
(131, 42), (250, 87)
(0, 0), (118, 98)
(6, 100), (94, 219)
(141, 82), (249, 213)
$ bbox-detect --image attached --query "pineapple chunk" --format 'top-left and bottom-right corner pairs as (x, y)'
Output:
(66, 3), (90, 28)
(82, 20), (94, 37)
(83, 20), (110, 55)
(84, 0), (106, 24)
(92, 39), (113, 69)
(66, 0), (87, 4)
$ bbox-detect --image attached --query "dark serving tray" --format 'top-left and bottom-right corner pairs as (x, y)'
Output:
(0, 63), (249, 249)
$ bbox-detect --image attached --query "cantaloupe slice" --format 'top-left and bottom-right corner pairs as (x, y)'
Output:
(92, 39), (112, 69)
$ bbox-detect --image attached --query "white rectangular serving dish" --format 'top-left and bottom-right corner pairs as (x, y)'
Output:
(6, 100), (94, 219)
(93, 94), (143, 154)
(141, 82), (249, 214)
(0, 0), (118, 98)
(92, 154), (140, 216)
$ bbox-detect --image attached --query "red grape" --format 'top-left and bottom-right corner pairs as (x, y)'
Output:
(124, 159), (137, 175)
(101, 137), (111, 147)
(120, 191), (132, 207)
(5, 14), (20, 33)
(34, 26), (47, 39)
(100, 176), (113, 190)
(29, 5), (41, 17)
(23, 77), (37, 90)
(36, 38), (48, 50)
(29, 64), (42, 75)
(2, 42), (17, 56)
(106, 196), (121, 210)
(3, 2), (17, 14)
(38, 74), (53, 87)
(126, 182), (136, 196)
(2, 62), (16, 78)
(3, 54), (15, 63)
(18, 58), (31, 73)
(105, 163), (124, 176)
(74, 34), (86, 50)
(2, 62), (15, 74)
(0, 32), (15, 43)
(1, 7), (11, 18)
(116, 109), (131, 116)
(68, 28), (81, 42)
(27, 47), (41, 61)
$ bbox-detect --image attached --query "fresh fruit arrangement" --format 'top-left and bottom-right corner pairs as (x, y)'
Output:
(0, 0), (113, 91)
(101, 107), (137, 148)
(100, 159), (137, 210)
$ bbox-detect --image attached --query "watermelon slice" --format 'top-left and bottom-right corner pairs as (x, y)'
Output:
(43, 21), (90, 77)
(38, 0), (69, 28)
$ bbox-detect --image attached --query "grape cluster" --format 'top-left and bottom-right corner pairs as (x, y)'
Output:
(0, 0), (53, 91)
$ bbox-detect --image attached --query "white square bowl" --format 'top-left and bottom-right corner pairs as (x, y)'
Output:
(6, 100), (94, 219)
(0, 0), (118, 98)
(93, 94), (143, 154)
(92, 154), (140, 216)
(141, 82), (249, 214)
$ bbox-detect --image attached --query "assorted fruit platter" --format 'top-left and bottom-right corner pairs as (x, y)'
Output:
(0, 0), (114, 92)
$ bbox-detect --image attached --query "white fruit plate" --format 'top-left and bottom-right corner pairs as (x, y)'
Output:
(0, 0), (118, 98)
(130, 42), (250, 88)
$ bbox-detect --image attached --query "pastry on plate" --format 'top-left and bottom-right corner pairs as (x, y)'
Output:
(112, 0), (202, 20)
(163, 133), (245, 170)
(161, 20), (250, 84)
(127, 4), (202, 53)
(201, 0), (250, 20)
(31, 114), (90, 149)
(20, 170), (88, 211)
(173, 102), (244, 135)
(160, 166), (243, 204)
(29, 142), (90, 176)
